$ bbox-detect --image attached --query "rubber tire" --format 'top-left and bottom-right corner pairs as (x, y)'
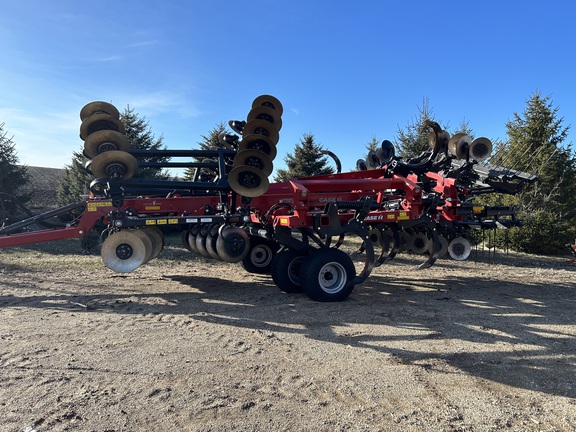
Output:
(301, 248), (356, 302)
(270, 249), (306, 293)
(242, 237), (280, 274)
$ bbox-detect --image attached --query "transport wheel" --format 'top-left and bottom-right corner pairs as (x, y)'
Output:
(101, 230), (148, 273)
(448, 237), (471, 261)
(270, 249), (306, 293)
(302, 248), (356, 302)
(215, 226), (250, 263)
(80, 101), (120, 121)
(242, 237), (280, 274)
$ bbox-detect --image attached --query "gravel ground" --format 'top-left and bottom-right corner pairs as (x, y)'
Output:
(1, 240), (575, 431)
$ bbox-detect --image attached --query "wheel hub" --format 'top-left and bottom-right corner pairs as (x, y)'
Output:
(115, 243), (133, 260)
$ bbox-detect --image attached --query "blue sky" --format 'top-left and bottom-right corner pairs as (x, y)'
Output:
(1, 0), (575, 175)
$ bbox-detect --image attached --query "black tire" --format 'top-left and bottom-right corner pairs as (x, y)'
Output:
(302, 248), (356, 302)
(242, 237), (280, 274)
(270, 249), (306, 293)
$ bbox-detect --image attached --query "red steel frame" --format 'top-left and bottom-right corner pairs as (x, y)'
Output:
(0, 169), (426, 249)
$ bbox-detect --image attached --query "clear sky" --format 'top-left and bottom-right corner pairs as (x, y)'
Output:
(1, 0), (574, 175)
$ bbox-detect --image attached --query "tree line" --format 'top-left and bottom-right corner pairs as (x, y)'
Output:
(1, 92), (574, 255)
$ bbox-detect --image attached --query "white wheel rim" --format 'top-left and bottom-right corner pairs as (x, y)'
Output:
(317, 262), (347, 294)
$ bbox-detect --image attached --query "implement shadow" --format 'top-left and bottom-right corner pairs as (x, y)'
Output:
(1, 262), (575, 398)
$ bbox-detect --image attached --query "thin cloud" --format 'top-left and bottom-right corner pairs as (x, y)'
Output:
(90, 55), (123, 63)
(124, 91), (202, 119)
(0, 107), (79, 168)
(126, 40), (158, 49)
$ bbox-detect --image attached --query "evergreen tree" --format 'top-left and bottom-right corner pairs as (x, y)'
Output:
(56, 106), (170, 252)
(274, 134), (334, 182)
(183, 122), (231, 180)
(56, 149), (92, 205)
(56, 148), (103, 253)
(489, 92), (576, 254)
(395, 98), (440, 159)
(364, 137), (379, 161)
(121, 106), (171, 180)
(0, 123), (31, 224)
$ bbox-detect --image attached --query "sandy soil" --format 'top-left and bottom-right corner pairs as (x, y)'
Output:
(1, 239), (575, 432)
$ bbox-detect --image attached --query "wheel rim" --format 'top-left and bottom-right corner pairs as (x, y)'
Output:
(287, 256), (304, 285)
(250, 244), (273, 268)
(317, 261), (347, 294)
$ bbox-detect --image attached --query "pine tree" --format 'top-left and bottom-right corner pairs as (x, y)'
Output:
(56, 107), (170, 252)
(395, 98), (440, 159)
(121, 106), (171, 180)
(490, 92), (576, 254)
(0, 122), (31, 224)
(183, 122), (231, 180)
(56, 149), (92, 206)
(274, 134), (334, 182)
(364, 137), (379, 160)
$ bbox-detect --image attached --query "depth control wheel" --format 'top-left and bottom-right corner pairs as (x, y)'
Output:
(242, 237), (280, 274)
(270, 249), (307, 293)
(302, 248), (356, 302)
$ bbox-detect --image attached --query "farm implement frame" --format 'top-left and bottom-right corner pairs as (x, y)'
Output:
(0, 96), (537, 301)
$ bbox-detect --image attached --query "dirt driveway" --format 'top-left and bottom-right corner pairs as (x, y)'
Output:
(1, 239), (575, 431)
